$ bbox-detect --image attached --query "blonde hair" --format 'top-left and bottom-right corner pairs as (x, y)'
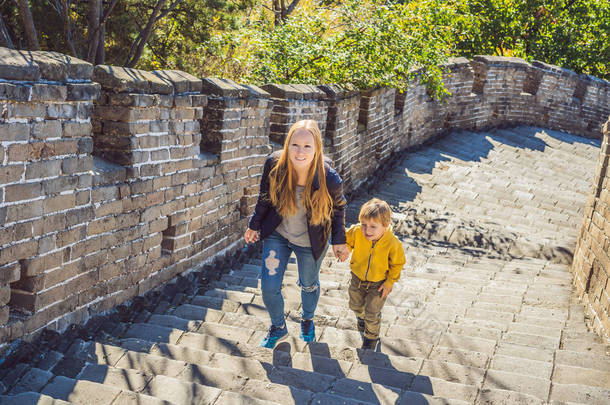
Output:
(269, 120), (332, 225)
(359, 198), (392, 227)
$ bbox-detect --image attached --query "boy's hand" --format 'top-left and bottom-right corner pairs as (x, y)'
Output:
(332, 244), (350, 261)
(378, 283), (392, 299)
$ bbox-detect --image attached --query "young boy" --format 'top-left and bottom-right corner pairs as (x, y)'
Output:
(345, 198), (406, 350)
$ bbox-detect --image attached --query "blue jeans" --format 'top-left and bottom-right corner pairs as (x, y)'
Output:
(261, 231), (328, 327)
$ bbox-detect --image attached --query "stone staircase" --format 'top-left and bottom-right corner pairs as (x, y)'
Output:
(1, 126), (609, 404)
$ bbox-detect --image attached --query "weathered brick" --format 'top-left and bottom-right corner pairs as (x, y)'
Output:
(0, 122), (29, 141)
(0, 240), (38, 267)
(61, 156), (93, 175)
(56, 225), (86, 248)
(88, 216), (117, 236)
(62, 121), (92, 138)
(0, 164), (24, 184)
(0, 262), (20, 284)
(25, 160), (62, 180)
(6, 200), (43, 222)
(31, 121), (62, 140)
(0, 286), (10, 306)
(7, 143), (29, 162)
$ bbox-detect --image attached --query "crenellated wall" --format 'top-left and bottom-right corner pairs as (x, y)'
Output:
(572, 118), (610, 341)
(1, 46), (609, 344)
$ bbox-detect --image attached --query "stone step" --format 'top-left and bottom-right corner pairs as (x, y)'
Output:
(39, 374), (169, 405)
(114, 326), (474, 404)
(128, 307), (499, 399)
(0, 392), (73, 405)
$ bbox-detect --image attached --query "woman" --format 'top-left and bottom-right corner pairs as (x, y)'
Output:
(244, 119), (350, 348)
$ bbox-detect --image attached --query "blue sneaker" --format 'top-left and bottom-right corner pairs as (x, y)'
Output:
(260, 324), (288, 348)
(300, 319), (315, 342)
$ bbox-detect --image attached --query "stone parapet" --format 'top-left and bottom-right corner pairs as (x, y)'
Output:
(572, 117), (610, 341)
(0, 48), (99, 339)
(262, 83), (328, 145)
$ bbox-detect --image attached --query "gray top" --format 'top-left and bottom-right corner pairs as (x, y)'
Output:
(276, 186), (311, 247)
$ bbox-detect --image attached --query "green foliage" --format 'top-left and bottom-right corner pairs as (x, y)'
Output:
(245, 0), (460, 97)
(454, 0), (610, 79)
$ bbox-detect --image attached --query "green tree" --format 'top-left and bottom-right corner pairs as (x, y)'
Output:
(245, 0), (460, 97)
(454, 0), (610, 79)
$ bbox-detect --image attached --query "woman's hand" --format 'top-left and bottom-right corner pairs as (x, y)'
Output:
(332, 244), (350, 261)
(244, 228), (259, 244)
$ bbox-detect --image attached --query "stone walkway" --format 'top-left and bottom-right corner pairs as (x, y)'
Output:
(1, 126), (609, 404)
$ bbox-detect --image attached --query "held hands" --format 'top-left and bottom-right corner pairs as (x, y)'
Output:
(378, 283), (392, 299)
(332, 244), (350, 262)
(244, 228), (259, 244)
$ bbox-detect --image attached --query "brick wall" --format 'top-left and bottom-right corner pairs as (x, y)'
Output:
(1, 47), (609, 344)
(572, 118), (610, 340)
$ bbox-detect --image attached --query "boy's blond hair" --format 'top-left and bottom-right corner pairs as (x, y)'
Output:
(359, 198), (392, 227)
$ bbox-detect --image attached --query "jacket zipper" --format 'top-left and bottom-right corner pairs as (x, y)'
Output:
(364, 240), (377, 281)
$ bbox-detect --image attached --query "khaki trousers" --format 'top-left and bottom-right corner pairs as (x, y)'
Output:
(348, 272), (387, 339)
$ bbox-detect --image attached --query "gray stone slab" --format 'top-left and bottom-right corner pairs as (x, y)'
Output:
(8, 368), (53, 395)
(215, 391), (281, 405)
(112, 390), (173, 405)
(76, 364), (151, 392)
(178, 363), (247, 391)
(0, 48), (40, 81)
(239, 378), (312, 405)
(331, 378), (402, 404)
(475, 388), (546, 405)
(148, 314), (202, 331)
(399, 391), (470, 405)
(220, 311), (267, 331)
(490, 354), (553, 379)
(190, 295), (241, 312)
(123, 323), (184, 345)
(483, 369), (550, 400)
(142, 374), (221, 405)
(378, 336), (433, 359)
(178, 331), (237, 355)
(196, 322), (255, 342)
(207, 352), (272, 381)
(268, 366), (335, 392)
(428, 346), (489, 369)
(548, 383), (610, 405)
(436, 333), (496, 355)
(171, 304), (224, 322)
(552, 364), (610, 387)
(419, 359), (485, 386)
(311, 392), (376, 405)
(41, 375), (121, 404)
(148, 342), (214, 366)
(554, 349), (610, 372)
(347, 363), (414, 390)
(115, 350), (187, 378)
(0, 392), (71, 405)
(93, 65), (172, 94)
(409, 375), (479, 403)
(291, 352), (353, 378)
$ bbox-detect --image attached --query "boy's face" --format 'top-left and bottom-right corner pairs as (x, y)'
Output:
(361, 218), (388, 242)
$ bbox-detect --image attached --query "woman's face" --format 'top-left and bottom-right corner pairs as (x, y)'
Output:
(288, 129), (316, 171)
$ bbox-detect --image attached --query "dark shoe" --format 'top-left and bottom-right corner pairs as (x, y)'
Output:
(260, 324), (288, 348)
(300, 319), (315, 342)
(361, 337), (378, 351)
(356, 317), (365, 333)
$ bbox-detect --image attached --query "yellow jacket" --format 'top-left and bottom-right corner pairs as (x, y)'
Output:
(345, 224), (406, 287)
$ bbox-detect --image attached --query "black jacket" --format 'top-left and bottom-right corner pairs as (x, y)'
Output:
(248, 151), (347, 260)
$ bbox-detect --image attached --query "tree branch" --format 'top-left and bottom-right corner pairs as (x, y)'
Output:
(125, 0), (167, 68)
(15, 0), (39, 50)
(0, 12), (14, 49)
